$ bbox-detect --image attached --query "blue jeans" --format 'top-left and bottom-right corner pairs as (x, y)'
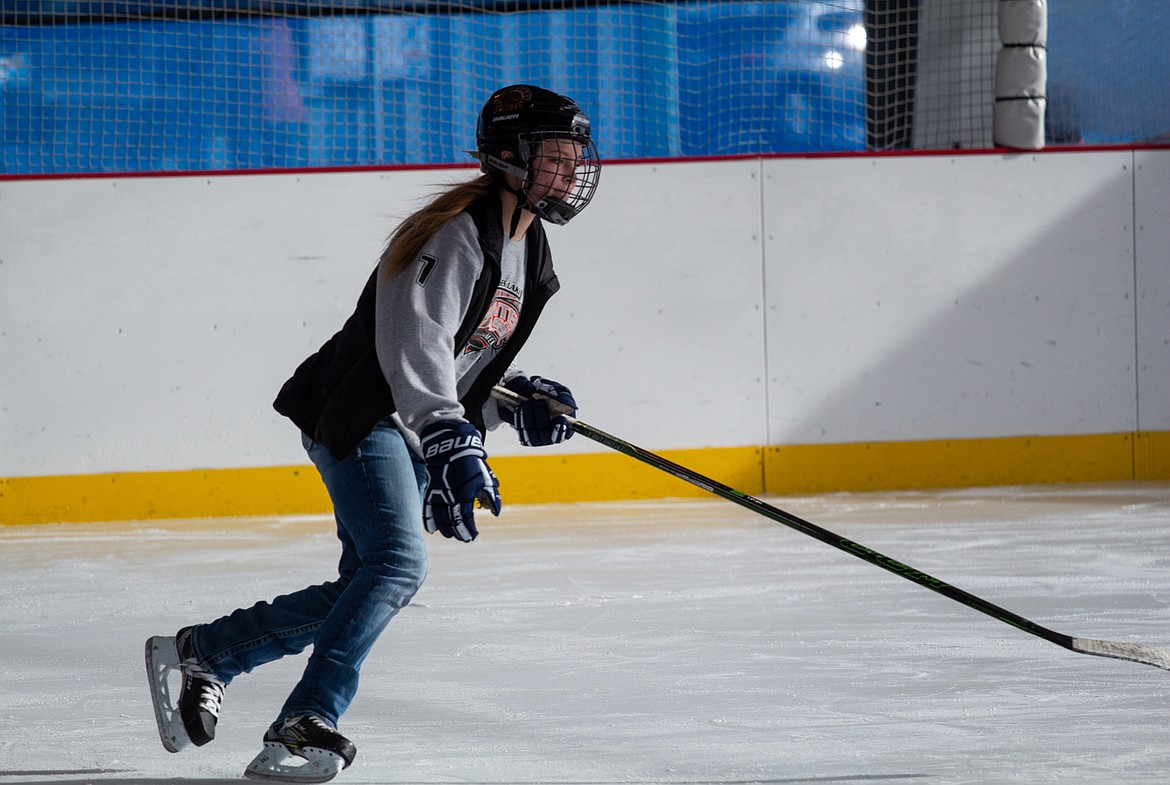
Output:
(191, 418), (428, 727)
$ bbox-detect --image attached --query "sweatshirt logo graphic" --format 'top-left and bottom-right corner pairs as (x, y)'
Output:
(465, 280), (522, 355)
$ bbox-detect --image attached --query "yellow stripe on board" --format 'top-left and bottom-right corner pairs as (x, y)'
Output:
(0, 466), (334, 526)
(766, 431), (1155, 494)
(493, 446), (764, 505)
(0, 447), (763, 526)
(1134, 431), (1170, 480)
(2, 432), (1167, 525)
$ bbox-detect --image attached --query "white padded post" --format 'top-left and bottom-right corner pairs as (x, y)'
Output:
(994, 0), (1048, 149)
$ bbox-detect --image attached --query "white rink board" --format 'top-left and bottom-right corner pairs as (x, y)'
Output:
(1135, 150), (1170, 431)
(0, 160), (767, 475)
(1, 150), (1166, 477)
(1, 168), (470, 476)
(517, 158), (768, 452)
(762, 151), (1138, 444)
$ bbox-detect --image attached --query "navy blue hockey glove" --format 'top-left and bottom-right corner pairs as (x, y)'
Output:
(420, 420), (501, 542)
(497, 375), (577, 447)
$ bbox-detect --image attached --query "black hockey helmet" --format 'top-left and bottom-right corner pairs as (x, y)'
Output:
(470, 84), (600, 225)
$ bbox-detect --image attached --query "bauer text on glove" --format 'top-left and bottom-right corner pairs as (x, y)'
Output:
(420, 420), (501, 542)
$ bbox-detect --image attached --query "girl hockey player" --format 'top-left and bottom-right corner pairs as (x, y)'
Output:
(146, 83), (600, 782)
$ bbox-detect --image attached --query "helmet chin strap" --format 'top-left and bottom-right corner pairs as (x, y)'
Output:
(498, 179), (528, 239)
(477, 151), (552, 237)
(499, 178), (533, 239)
(472, 152), (533, 239)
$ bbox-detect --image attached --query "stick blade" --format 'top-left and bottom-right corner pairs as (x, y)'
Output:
(1071, 637), (1170, 671)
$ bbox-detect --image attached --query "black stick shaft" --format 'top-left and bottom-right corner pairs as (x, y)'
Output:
(492, 386), (1170, 671)
(569, 416), (1073, 649)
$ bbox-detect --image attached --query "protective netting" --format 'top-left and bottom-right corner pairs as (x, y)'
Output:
(0, 1), (1166, 175)
(908, 0), (999, 150)
(1046, 0), (1170, 145)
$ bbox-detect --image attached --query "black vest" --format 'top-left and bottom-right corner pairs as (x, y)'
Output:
(274, 193), (560, 459)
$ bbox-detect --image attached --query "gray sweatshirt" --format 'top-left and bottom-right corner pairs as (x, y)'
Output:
(375, 212), (527, 454)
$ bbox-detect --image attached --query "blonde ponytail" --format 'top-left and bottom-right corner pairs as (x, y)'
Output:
(380, 174), (496, 280)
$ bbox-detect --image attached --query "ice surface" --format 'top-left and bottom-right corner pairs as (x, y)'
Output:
(2, 483), (1168, 785)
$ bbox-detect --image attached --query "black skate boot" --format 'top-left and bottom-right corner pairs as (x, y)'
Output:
(144, 626), (226, 752)
(244, 714), (357, 784)
(175, 626), (226, 746)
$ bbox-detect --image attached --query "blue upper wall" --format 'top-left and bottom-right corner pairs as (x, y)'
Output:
(2, 1), (1165, 175)
(2, 1), (867, 173)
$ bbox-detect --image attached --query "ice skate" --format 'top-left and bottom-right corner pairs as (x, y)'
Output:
(244, 714), (357, 784)
(144, 627), (226, 752)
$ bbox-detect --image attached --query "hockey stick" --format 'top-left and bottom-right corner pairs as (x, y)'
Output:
(492, 385), (1170, 672)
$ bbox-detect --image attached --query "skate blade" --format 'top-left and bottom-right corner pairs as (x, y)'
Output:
(244, 742), (346, 784)
(144, 636), (191, 753)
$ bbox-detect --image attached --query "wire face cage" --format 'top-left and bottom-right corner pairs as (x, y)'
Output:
(518, 129), (601, 226)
